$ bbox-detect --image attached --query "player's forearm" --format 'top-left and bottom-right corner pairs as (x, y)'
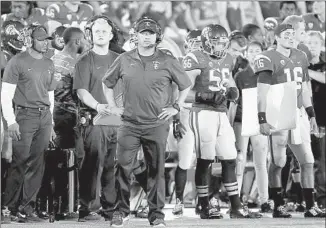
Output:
(308, 70), (325, 84)
(302, 81), (313, 108)
(1, 83), (17, 126)
(185, 90), (196, 103)
(177, 86), (191, 107)
(76, 89), (99, 110)
(257, 83), (270, 113)
(102, 84), (117, 108)
(227, 102), (238, 125)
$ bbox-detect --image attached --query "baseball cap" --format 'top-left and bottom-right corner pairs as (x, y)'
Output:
(31, 26), (53, 41)
(274, 23), (293, 36)
(136, 20), (158, 34)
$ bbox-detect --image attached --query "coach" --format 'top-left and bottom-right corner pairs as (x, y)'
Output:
(1, 25), (56, 222)
(103, 17), (191, 227)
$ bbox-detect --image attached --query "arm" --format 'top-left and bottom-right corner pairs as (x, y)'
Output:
(228, 101), (238, 126)
(1, 83), (17, 126)
(102, 84), (117, 108)
(184, 69), (201, 103)
(308, 69), (325, 84)
(76, 89), (99, 111)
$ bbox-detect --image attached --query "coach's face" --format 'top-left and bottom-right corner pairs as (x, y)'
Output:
(137, 30), (157, 48)
(33, 38), (50, 53)
(92, 19), (113, 47)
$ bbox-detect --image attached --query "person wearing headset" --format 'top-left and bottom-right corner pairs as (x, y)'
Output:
(1, 24), (57, 223)
(73, 15), (122, 222)
(103, 17), (191, 228)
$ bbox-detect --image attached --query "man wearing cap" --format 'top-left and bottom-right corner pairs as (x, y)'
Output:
(255, 23), (325, 218)
(103, 17), (191, 227)
(1, 24), (58, 222)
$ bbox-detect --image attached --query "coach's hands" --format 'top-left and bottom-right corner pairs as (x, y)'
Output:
(96, 104), (112, 115)
(8, 122), (21, 141)
(259, 123), (275, 136)
(158, 107), (179, 120)
(110, 107), (124, 116)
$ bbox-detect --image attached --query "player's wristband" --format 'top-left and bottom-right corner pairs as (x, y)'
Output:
(305, 106), (315, 119)
(258, 112), (267, 124)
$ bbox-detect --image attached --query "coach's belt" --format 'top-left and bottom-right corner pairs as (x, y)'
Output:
(16, 106), (49, 111)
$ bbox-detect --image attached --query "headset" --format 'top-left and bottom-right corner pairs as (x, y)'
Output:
(133, 16), (163, 44)
(23, 23), (48, 49)
(84, 15), (119, 46)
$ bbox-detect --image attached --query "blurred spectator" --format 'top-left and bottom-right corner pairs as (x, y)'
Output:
(305, 30), (326, 209)
(238, 1), (265, 30)
(276, 1), (298, 24)
(1, 1), (48, 26)
(136, 2), (172, 32)
(191, 1), (230, 32)
(303, 1), (325, 32)
(241, 24), (265, 48)
(45, 1), (94, 35)
(259, 2), (280, 19)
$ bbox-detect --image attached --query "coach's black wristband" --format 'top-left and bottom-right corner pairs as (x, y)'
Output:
(258, 112), (267, 124)
(305, 106), (316, 119)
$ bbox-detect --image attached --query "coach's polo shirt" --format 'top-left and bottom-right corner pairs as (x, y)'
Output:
(103, 48), (191, 128)
(3, 51), (56, 108)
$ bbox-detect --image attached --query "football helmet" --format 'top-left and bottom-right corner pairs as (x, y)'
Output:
(264, 17), (278, 31)
(129, 23), (138, 50)
(51, 25), (67, 51)
(184, 29), (202, 53)
(201, 24), (229, 59)
(1, 20), (26, 53)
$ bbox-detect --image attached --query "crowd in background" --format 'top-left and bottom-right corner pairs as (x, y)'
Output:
(0, 0), (325, 224)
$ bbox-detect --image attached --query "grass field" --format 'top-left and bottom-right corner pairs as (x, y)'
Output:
(2, 207), (325, 228)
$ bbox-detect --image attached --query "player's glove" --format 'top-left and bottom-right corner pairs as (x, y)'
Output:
(195, 91), (226, 106)
(173, 113), (186, 140)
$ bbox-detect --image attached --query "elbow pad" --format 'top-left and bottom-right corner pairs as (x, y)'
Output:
(226, 87), (239, 102)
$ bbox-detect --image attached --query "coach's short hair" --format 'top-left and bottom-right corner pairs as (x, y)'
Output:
(241, 24), (261, 39)
(282, 15), (305, 30)
(62, 27), (84, 45)
(280, 1), (297, 10)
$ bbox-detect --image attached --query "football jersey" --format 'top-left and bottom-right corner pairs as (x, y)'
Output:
(1, 8), (48, 26)
(51, 52), (78, 112)
(46, 3), (94, 29)
(183, 51), (234, 112)
(254, 48), (309, 108)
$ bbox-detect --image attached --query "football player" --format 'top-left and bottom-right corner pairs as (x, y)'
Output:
(255, 23), (326, 218)
(171, 29), (202, 217)
(1, 1), (48, 26)
(229, 41), (271, 212)
(183, 24), (262, 219)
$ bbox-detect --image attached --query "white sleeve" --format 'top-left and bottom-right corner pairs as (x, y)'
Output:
(1, 82), (17, 126)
